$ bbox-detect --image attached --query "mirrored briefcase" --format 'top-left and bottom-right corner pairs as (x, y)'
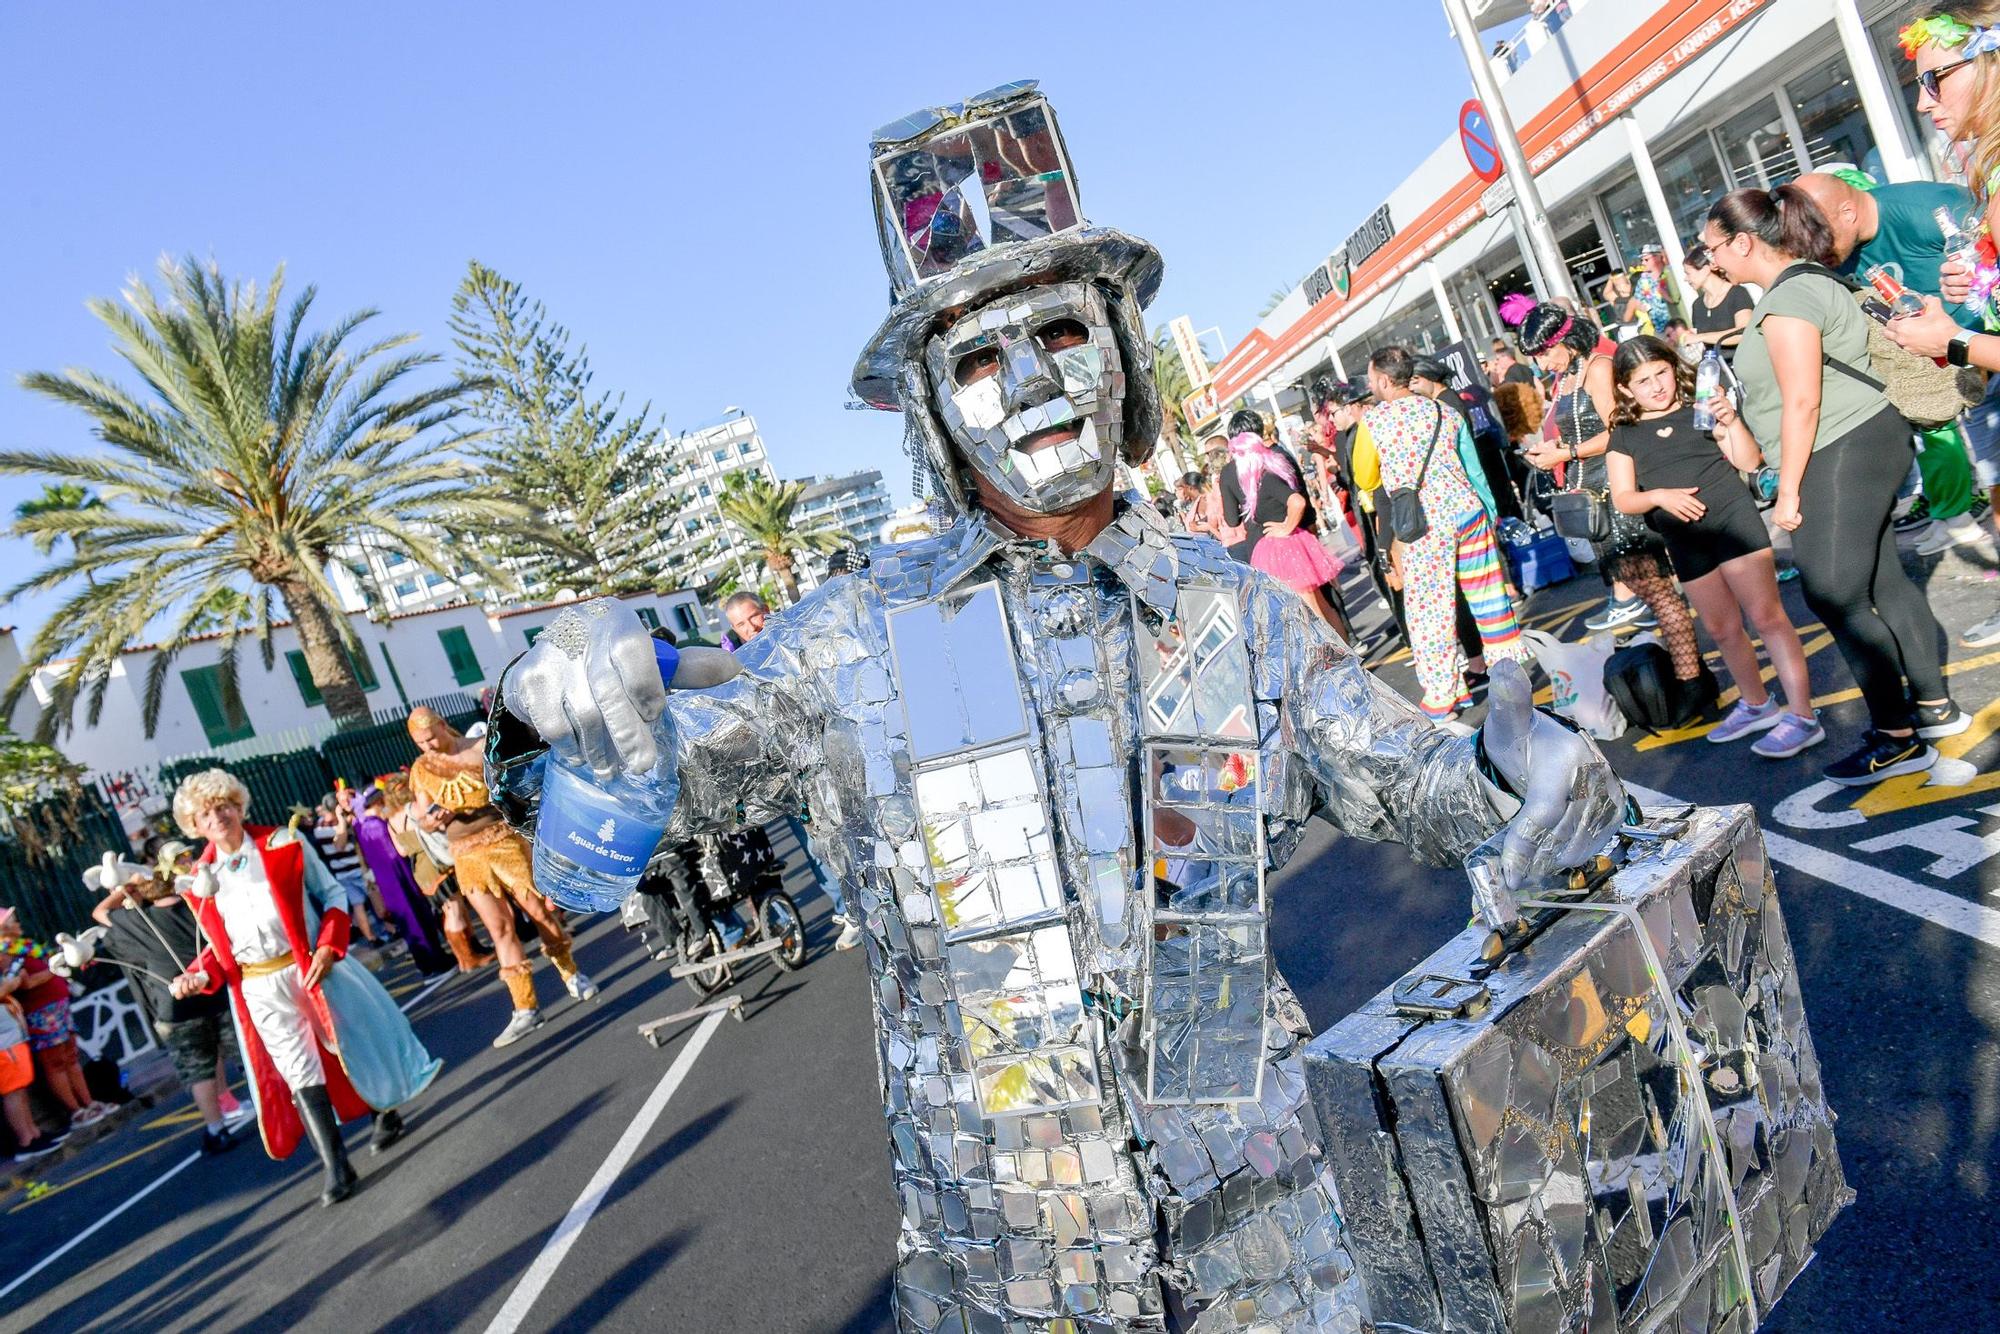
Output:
(1302, 805), (1851, 1332)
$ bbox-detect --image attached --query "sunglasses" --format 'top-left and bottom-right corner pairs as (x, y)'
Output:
(1920, 57), (1977, 101)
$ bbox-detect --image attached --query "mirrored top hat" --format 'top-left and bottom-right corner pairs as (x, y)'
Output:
(850, 80), (1166, 516)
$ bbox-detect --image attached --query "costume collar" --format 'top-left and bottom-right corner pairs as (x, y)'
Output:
(933, 499), (1184, 619)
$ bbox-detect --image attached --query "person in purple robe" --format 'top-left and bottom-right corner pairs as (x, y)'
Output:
(350, 787), (453, 976)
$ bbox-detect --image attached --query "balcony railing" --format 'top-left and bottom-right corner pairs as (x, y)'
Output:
(1489, 0), (1596, 82)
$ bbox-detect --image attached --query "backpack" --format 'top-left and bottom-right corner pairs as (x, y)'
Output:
(1602, 639), (1719, 734)
(1764, 263), (1986, 427)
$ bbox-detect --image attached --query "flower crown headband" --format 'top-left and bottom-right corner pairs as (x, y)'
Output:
(1900, 13), (2000, 60)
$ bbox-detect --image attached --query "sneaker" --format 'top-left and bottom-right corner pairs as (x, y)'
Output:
(200, 1125), (241, 1156)
(1630, 607), (1659, 630)
(1915, 701), (1972, 739)
(1585, 597), (1647, 631)
(70, 1103), (109, 1128)
(1825, 731), (1938, 786)
(220, 1099), (255, 1127)
(1707, 697), (1783, 744)
(1915, 513), (1992, 556)
(834, 922), (865, 952)
(12, 1132), (65, 1164)
(564, 970), (599, 1002)
(1963, 611), (2000, 648)
(1752, 712), (1827, 759)
(1893, 494), (1933, 532)
(492, 1008), (546, 1048)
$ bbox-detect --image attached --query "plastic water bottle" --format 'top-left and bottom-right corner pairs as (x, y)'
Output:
(1937, 205), (1989, 321)
(1692, 349), (1723, 431)
(530, 633), (683, 912)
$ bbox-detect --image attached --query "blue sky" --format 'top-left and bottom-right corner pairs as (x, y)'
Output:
(0, 1), (1487, 640)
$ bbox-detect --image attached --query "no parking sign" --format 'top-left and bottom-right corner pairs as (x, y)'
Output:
(1459, 100), (1504, 183)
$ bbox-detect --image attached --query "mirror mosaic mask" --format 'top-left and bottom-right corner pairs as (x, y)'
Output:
(925, 280), (1126, 514)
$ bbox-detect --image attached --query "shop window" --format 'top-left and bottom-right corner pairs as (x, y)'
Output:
(1788, 53), (1879, 176)
(439, 626), (483, 687)
(1717, 97), (1802, 190)
(182, 665), (255, 745)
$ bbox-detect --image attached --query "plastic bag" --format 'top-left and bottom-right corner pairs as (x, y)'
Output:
(1520, 629), (1628, 740)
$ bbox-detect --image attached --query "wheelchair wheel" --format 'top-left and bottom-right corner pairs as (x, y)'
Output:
(677, 925), (732, 999)
(759, 891), (808, 971)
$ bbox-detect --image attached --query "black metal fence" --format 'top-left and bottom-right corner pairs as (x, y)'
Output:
(0, 786), (131, 941)
(8, 692), (483, 939)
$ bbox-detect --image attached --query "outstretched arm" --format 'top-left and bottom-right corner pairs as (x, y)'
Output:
(496, 595), (839, 839)
(1253, 573), (1624, 886)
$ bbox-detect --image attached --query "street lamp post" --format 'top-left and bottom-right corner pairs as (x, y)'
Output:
(1440, 0), (1579, 306)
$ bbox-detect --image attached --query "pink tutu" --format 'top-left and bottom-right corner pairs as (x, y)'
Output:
(1250, 530), (1343, 594)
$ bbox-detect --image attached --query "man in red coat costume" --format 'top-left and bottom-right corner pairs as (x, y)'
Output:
(169, 769), (441, 1205)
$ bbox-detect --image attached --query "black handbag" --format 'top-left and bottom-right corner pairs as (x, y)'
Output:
(1547, 382), (1613, 542)
(1386, 404), (1447, 543)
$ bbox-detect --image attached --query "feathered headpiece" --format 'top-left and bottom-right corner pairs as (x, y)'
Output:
(1497, 292), (1537, 328)
(1900, 13), (2000, 59)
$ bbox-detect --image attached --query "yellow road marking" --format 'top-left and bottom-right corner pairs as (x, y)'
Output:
(7, 1127), (198, 1213)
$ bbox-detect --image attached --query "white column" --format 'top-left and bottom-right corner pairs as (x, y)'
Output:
(1833, 0), (1925, 184)
(1622, 115), (1691, 322)
(1330, 343), (1348, 381)
(1425, 261), (1465, 343)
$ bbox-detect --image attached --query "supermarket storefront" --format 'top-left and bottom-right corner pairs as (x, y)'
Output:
(1209, 0), (1938, 423)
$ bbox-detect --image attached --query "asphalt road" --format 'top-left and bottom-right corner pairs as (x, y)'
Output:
(4, 542), (1998, 1333)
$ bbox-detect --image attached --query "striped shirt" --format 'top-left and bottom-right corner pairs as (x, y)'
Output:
(311, 821), (361, 878)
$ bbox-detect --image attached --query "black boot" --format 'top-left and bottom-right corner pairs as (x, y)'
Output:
(370, 1108), (404, 1156)
(294, 1085), (358, 1206)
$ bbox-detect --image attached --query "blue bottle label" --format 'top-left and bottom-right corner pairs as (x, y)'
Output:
(537, 765), (665, 878)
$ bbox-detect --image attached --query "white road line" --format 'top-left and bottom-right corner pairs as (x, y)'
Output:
(483, 1005), (731, 1334)
(1627, 782), (2000, 950)
(0, 1151), (200, 1301)
(1, 965), (460, 1297)
(399, 971), (454, 1013)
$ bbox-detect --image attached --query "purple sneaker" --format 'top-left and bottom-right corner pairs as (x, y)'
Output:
(1752, 711), (1826, 759)
(1707, 696), (1783, 744)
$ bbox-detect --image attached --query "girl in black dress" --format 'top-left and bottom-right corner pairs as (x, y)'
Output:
(1605, 336), (1822, 758)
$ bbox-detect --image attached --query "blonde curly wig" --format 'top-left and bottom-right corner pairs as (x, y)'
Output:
(172, 767), (252, 836)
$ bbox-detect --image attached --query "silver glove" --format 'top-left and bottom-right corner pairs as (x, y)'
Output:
(503, 601), (743, 782)
(505, 601), (671, 780)
(1478, 658), (1627, 892)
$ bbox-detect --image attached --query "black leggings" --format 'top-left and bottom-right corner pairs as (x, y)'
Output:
(1789, 408), (1947, 731)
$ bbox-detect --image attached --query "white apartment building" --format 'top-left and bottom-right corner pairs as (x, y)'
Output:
(330, 532), (485, 615)
(794, 470), (894, 551)
(633, 407), (778, 590)
(15, 587), (709, 783)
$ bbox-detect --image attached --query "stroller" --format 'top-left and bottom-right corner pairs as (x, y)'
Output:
(627, 825), (807, 1000)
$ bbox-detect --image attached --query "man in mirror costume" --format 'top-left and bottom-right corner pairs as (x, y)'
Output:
(489, 83), (1627, 1332)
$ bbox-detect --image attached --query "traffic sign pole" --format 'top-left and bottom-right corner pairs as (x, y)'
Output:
(1441, 0), (1578, 307)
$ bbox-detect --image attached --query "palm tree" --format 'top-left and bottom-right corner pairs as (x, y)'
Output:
(13, 483), (106, 558)
(715, 474), (843, 606)
(1, 256), (523, 738)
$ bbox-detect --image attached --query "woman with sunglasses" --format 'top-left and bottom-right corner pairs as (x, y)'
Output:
(1700, 187), (1964, 785)
(1881, 7), (2000, 649)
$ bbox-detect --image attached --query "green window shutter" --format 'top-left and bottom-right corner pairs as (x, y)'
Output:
(439, 627), (483, 686)
(182, 666), (255, 745)
(285, 651), (325, 707)
(350, 642), (380, 692)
